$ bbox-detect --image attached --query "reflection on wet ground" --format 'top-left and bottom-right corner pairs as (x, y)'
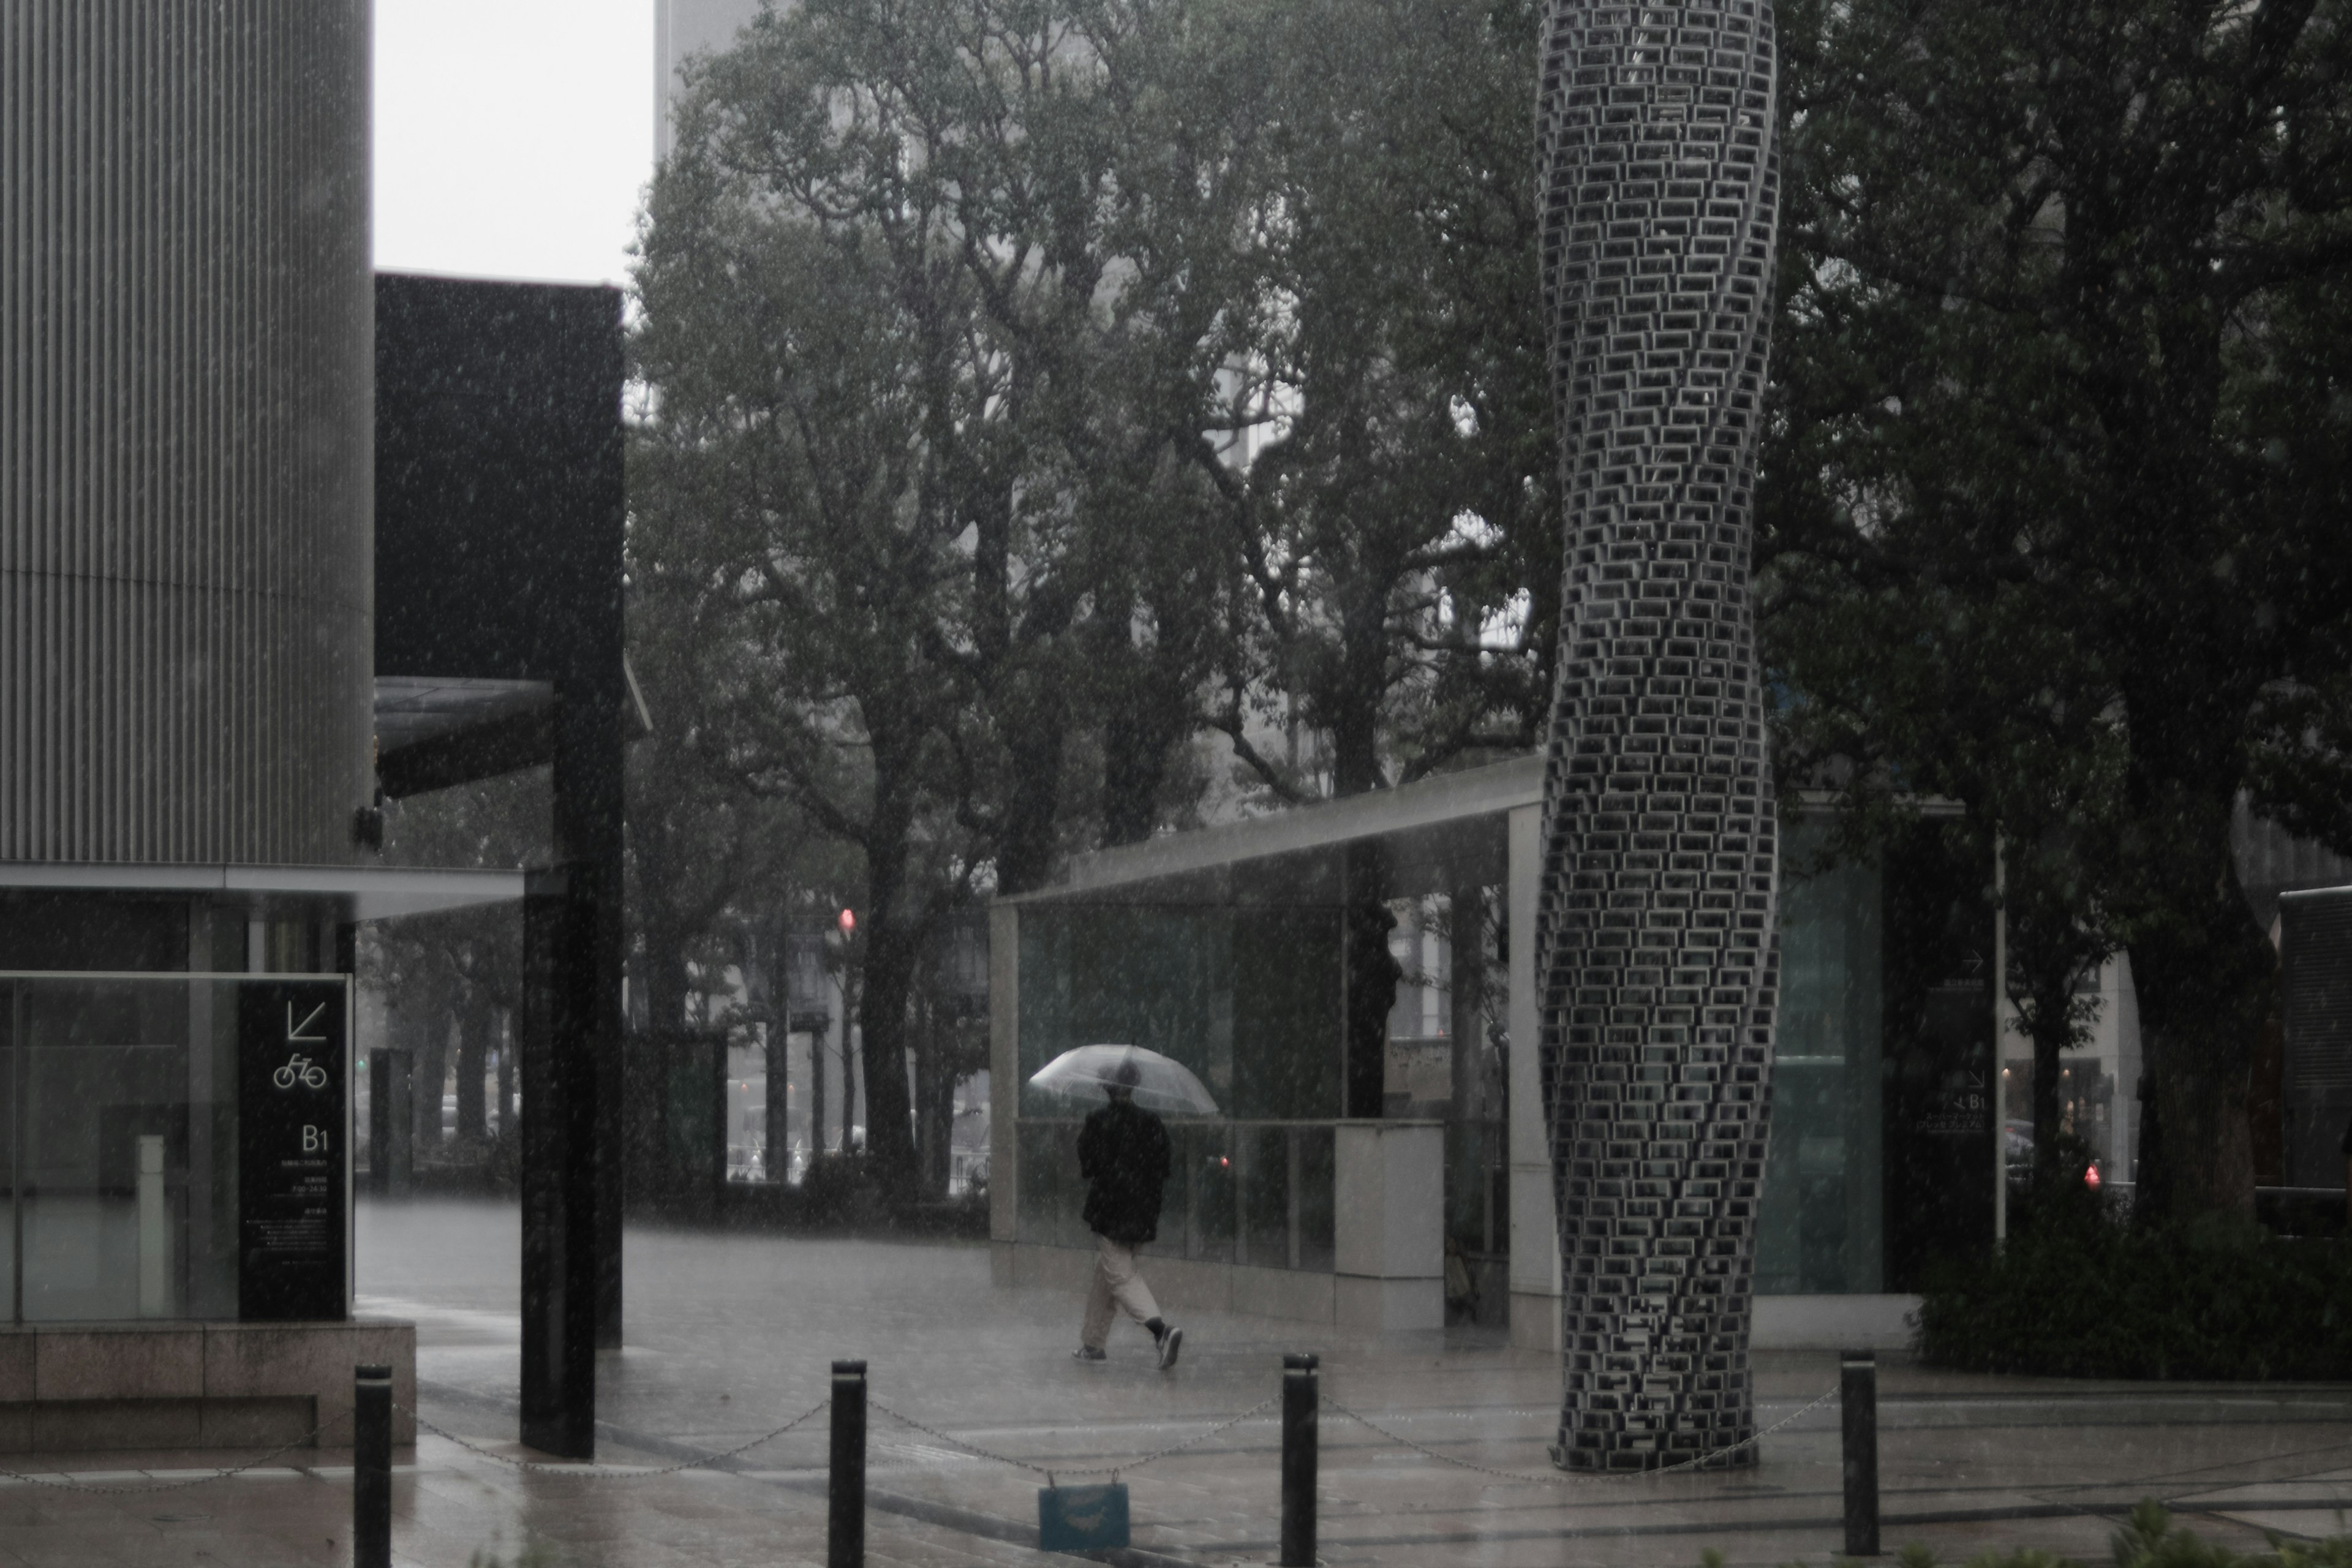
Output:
(2, 1197), (2348, 1566)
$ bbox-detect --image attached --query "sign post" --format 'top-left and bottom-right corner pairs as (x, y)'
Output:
(237, 979), (350, 1321)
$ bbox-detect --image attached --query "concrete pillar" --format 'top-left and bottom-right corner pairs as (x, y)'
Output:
(1334, 1121), (1444, 1331)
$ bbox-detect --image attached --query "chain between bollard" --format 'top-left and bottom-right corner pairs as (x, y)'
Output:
(405, 1399), (832, 1479)
(1320, 1384), (1842, 1487)
(869, 1394), (1281, 1484)
(0, 1410), (356, 1494)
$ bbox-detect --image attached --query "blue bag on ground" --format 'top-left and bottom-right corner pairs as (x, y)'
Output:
(1038, 1482), (1130, 1550)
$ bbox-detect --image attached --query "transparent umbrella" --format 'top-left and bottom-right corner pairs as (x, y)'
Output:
(1026, 1044), (1220, 1117)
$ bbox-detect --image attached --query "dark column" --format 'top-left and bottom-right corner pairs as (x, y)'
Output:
(1280, 1353), (1319, 1567)
(1447, 882), (1489, 1280)
(354, 1363), (393, 1568)
(1842, 1350), (1881, 1556)
(373, 276), (631, 1362)
(379, 1050), (415, 1197)
(520, 865), (600, 1457)
(829, 1360), (867, 1568)
(551, 677), (625, 1354)
(1341, 841), (1400, 1120)
(368, 1050), (393, 1198)
(764, 1023), (790, 1183)
(711, 1031), (731, 1215)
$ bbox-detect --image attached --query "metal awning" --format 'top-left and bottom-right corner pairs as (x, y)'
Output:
(1009, 754), (1542, 906)
(373, 676), (556, 797)
(373, 665), (652, 798)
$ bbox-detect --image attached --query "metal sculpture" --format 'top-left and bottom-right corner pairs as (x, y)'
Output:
(1533, 0), (1783, 1470)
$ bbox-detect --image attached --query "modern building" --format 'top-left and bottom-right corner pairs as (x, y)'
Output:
(0, 9), (624, 1457)
(2, 3), (417, 1450)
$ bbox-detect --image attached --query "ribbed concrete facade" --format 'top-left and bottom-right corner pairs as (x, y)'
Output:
(1, 4), (374, 865)
(1534, 0), (1782, 1468)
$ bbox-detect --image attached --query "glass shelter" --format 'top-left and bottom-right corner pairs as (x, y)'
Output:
(990, 756), (2001, 1347)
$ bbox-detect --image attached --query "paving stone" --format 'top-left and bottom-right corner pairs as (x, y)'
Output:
(0, 1203), (2342, 1564)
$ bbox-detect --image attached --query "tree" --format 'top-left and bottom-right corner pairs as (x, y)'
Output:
(1193, 0), (1561, 804)
(1763, 0), (2352, 1222)
(634, 194), (976, 1192)
(624, 561), (810, 1038)
(636, 0), (1285, 1188)
(635, 0), (1583, 1181)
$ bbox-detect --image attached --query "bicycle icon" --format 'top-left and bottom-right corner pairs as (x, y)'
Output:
(272, 1054), (328, 1091)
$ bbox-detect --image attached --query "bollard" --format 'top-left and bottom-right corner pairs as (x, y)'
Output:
(1841, 1348), (1880, 1558)
(354, 1363), (393, 1568)
(1280, 1352), (1319, 1568)
(829, 1360), (867, 1568)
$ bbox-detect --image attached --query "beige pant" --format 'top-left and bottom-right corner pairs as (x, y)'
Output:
(1082, 1232), (1161, 1350)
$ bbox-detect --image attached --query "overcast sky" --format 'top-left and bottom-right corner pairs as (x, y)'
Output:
(375, 0), (655, 287)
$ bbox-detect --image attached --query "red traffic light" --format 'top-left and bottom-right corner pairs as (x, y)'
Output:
(838, 908), (856, 933)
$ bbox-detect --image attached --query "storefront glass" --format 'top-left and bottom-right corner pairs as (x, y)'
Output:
(0, 974), (350, 1322)
(1757, 826), (1885, 1294)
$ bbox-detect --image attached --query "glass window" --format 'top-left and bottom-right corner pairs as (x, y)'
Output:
(0, 975), (347, 1322)
(1013, 896), (1349, 1272)
(1756, 824), (1886, 1294)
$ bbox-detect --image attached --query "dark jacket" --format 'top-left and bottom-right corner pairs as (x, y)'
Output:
(1078, 1098), (1170, 1246)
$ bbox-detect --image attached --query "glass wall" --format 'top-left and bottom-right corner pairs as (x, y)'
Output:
(1016, 1117), (1336, 1272)
(1014, 901), (1343, 1270)
(1757, 826), (1885, 1294)
(1010, 814), (1992, 1298)
(0, 974), (347, 1322)
(1015, 903), (1341, 1122)
(1751, 817), (1997, 1294)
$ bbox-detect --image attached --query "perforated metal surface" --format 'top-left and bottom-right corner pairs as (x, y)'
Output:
(1534, 0), (1782, 1470)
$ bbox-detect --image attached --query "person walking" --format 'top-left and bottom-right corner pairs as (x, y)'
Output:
(1074, 1058), (1182, 1368)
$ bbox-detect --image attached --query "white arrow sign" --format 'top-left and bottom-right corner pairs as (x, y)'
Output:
(285, 1002), (328, 1044)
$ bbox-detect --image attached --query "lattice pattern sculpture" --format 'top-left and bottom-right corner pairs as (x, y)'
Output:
(1532, 0), (1782, 1471)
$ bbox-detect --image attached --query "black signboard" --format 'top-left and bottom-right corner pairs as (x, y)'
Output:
(238, 980), (350, 1321)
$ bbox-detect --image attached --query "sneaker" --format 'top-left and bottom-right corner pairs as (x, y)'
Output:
(1072, 1346), (1106, 1363)
(1156, 1325), (1183, 1371)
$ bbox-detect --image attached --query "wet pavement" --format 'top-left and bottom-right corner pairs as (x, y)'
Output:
(4, 1197), (2352, 1565)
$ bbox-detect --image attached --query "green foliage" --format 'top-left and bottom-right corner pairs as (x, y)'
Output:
(1917, 1216), (2352, 1381)
(1197, 0), (1559, 799)
(1762, 0), (2352, 1219)
(632, 0), (1569, 1189)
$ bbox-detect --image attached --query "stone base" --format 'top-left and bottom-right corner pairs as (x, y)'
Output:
(1335, 1274), (1442, 1333)
(1509, 1288), (1563, 1351)
(0, 1321), (415, 1451)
